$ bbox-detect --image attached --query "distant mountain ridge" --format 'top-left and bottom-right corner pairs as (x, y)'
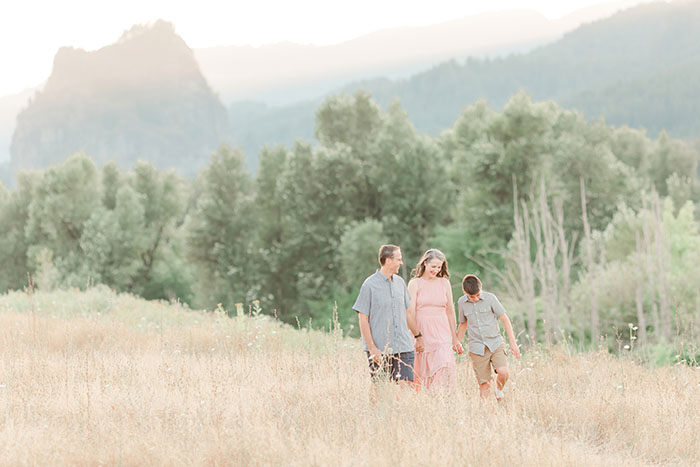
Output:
(194, 1), (639, 105)
(9, 20), (229, 178)
(5, 1), (695, 181)
(225, 1), (700, 169)
(365, 0), (700, 134)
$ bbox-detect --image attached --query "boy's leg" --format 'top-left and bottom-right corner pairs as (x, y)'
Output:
(478, 381), (491, 398)
(495, 367), (509, 390)
(491, 345), (509, 399)
(469, 351), (493, 398)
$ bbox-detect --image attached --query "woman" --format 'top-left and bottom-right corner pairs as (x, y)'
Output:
(408, 249), (463, 389)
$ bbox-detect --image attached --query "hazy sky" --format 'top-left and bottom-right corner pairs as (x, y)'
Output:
(2, 0), (645, 97)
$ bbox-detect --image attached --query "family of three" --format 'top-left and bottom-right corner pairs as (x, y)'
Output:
(353, 244), (521, 399)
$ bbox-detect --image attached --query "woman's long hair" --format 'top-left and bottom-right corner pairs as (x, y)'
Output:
(411, 249), (449, 279)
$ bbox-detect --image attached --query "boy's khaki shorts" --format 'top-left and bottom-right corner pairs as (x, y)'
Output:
(469, 345), (507, 384)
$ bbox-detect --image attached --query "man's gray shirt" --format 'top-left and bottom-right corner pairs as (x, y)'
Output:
(457, 291), (506, 356)
(353, 270), (414, 354)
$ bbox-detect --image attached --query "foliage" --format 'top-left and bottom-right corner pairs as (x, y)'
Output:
(186, 144), (254, 310)
(571, 197), (700, 347)
(1, 90), (699, 350)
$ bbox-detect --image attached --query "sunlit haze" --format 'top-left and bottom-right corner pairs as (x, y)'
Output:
(0, 0), (653, 97)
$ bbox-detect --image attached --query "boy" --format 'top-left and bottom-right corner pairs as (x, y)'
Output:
(456, 274), (520, 400)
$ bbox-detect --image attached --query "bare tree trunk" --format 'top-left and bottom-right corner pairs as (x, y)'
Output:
(528, 181), (561, 343)
(539, 181), (560, 340)
(512, 176), (537, 343)
(555, 198), (575, 330)
(641, 194), (661, 338)
(580, 178), (599, 344)
(530, 190), (548, 344)
(696, 296), (700, 342)
(651, 191), (672, 340)
(634, 233), (648, 345)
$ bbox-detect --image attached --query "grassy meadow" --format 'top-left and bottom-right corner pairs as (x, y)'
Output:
(1, 287), (699, 466)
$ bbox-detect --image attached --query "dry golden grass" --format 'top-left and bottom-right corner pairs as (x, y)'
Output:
(1, 287), (699, 466)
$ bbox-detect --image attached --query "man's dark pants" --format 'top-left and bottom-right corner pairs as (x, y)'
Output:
(366, 351), (415, 382)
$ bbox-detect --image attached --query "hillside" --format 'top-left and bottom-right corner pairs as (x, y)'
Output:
(0, 88), (35, 162)
(194, 2), (637, 105)
(0, 88), (35, 185)
(230, 1), (700, 168)
(9, 21), (229, 177)
(564, 58), (700, 139)
(1, 287), (698, 464)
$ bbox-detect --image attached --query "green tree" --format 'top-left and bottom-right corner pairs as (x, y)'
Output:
(187, 145), (254, 310)
(25, 153), (100, 286)
(252, 145), (289, 314)
(80, 184), (146, 289)
(648, 131), (699, 195)
(337, 219), (387, 289)
(127, 161), (188, 298)
(315, 90), (383, 152)
(571, 197), (700, 346)
(0, 175), (36, 290)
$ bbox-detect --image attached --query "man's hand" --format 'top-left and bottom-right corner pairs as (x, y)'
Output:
(368, 346), (382, 363)
(510, 342), (521, 360)
(415, 336), (425, 353)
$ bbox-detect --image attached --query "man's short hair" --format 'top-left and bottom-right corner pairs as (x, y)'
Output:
(462, 274), (482, 295)
(378, 244), (400, 265)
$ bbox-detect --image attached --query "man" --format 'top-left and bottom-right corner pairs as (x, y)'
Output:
(353, 244), (423, 383)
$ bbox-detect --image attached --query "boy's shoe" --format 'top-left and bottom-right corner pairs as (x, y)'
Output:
(495, 389), (505, 400)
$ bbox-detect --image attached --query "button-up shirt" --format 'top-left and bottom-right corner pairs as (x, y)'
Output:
(353, 270), (413, 354)
(457, 291), (505, 356)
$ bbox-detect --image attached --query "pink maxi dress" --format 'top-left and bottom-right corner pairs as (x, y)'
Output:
(414, 277), (457, 389)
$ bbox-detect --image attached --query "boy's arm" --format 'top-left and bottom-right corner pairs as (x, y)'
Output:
(498, 313), (521, 359)
(443, 279), (463, 354)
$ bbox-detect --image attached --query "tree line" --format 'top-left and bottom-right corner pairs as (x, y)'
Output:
(1, 90), (699, 357)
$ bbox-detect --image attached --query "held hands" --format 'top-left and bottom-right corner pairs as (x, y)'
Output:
(510, 342), (521, 360)
(452, 338), (464, 355)
(415, 336), (425, 353)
